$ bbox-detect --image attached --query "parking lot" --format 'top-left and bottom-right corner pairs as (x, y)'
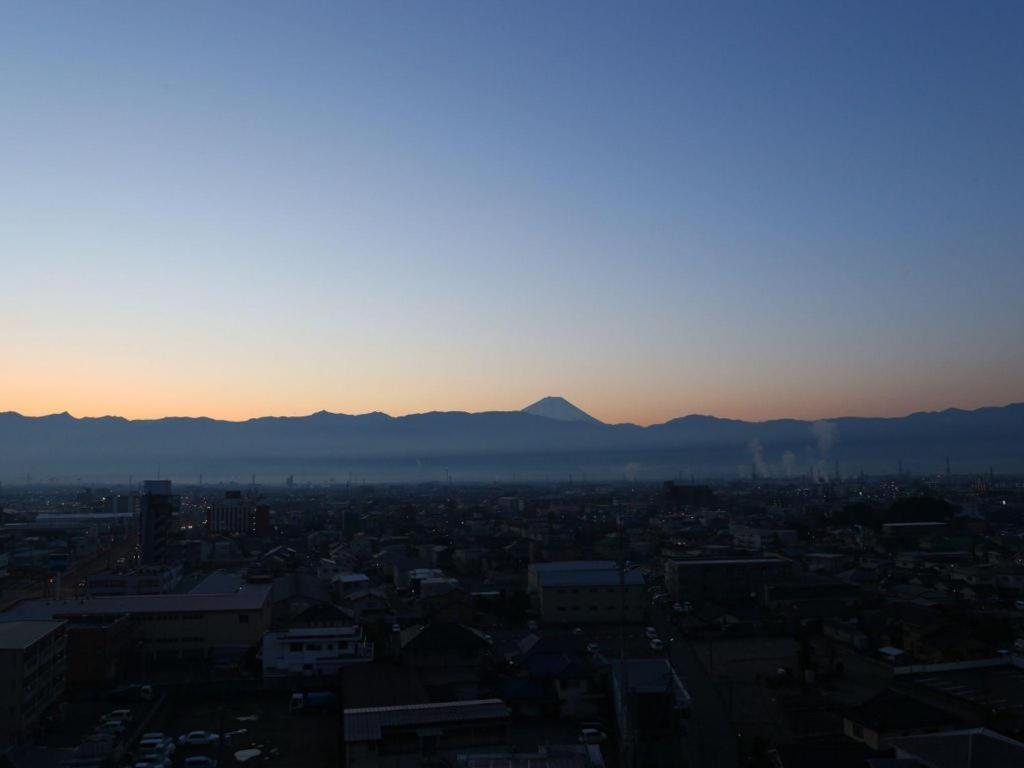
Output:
(41, 684), (338, 768)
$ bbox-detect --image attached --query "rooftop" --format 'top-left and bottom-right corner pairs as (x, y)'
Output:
(530, 561), (616, 573)
(889, 728), (1024, 768)
(344, 698), (509, 742)
(0, 620), (66, 650)
(1, 584), (271, 621)
(538, 570), (643, 588)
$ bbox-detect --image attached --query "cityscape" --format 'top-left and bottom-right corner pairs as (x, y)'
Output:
(2, 441), (1024, 767)
(3, 2), (1023, 767)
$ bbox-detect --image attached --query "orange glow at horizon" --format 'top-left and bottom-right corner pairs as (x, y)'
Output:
(3, 370), (1020, 426)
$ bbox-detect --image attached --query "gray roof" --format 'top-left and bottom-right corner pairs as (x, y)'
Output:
(0, 584), (271, 620)
(344, 699), (509, 742)
(890, 728), (1024, 768)
(611, 658), (691, 716)
(189, 571), (247, 594)
(0, 620), (66, 650)
(539, 570), (643, 588)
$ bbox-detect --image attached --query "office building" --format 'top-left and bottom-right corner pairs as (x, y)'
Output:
(207, 490), (268, 536)
(139, 480), (175, 564)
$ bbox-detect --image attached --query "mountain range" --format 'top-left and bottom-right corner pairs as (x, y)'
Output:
(0, 398), (1021, 483)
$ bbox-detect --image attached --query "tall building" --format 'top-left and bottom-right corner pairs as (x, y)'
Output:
(139, 480), (174, 564)
(207, 490), (268, 536)
(612, 659), (691, 768)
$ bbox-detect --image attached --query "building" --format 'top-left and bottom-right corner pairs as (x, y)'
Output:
(611, 659), (691, 768)
(398, 622), (492, 700)
(343, 699), (511, 768)
(0, 621), (67, 744)
(537, 568), (645, 624)
(262, 625), (373, 677)
(888, 727), (1024, 767)
(527, 561), (616, 594)
(842, 691), (958, 751)
(139, 480), (175, 564)
(456, 745), (604, 768)
(62, 614), (133, 691)
(86, 563), (183, 595)
(207, 491), (268, 536)
(0, 583), (272, 661)
(730, 525), (798, 551)
(664, 556), (792, 604)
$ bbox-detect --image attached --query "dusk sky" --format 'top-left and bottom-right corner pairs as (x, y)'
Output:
(3, 2), (1023, 425)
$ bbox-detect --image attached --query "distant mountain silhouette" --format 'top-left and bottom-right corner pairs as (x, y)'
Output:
(522, 396), (602, 424)
(0, 402), (1021, 483)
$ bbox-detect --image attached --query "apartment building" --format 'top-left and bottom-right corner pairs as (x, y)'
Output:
(0, 620), (67, 744)
(537, 568), (645, 624)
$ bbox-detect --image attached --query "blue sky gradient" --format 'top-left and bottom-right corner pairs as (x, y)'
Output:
(2, 2), (1022, 423)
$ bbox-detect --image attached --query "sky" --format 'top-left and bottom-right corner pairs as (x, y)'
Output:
(2, 1), (1023, 425)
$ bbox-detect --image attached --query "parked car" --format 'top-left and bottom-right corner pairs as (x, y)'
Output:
(579, 728), (607, 744)
(645, 626), (658, 639)
(95, 720), (127, 736)
(178, 731), (220, 747)
(110, 684), (154, 702)
(650, 638), (664, 651)
(138, 737), (176, 757)
(102, 709), (133, 723)
(586, 642), (600, 653)
(184, 758), (218, 768)
(133, 759), (171, 768)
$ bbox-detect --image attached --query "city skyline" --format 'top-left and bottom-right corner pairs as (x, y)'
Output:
(3, 2), (1023, 425)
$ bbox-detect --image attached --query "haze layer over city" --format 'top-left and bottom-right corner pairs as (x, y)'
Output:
(1, 3), (1022, 768)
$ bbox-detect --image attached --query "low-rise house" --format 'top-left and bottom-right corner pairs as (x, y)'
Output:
(399, 622), (492, 700)
(843, 690), (959, 750)
(262, 625), (373, 677)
